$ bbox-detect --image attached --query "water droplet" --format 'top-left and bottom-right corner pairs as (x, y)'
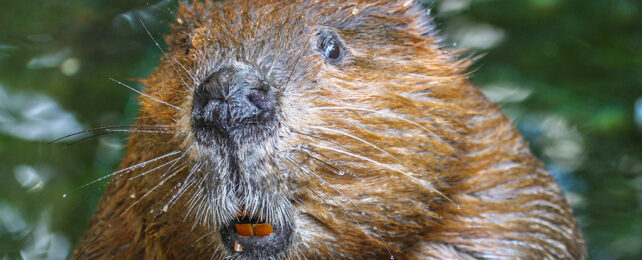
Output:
(390, 255), (395, 260)
(62, 193), (67, 198)
(163, 205), (169, 212)
(373, 226), (378, 230)
(60, 57), (81, 76)
(130, 193), (136, 199)
(456, 204), (461, 211)
(337, 171), (346, 176)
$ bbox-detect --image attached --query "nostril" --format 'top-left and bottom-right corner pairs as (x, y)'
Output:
(218, 69), (234, 83)
(203, 98), (224, 121)
(247, 87), (274, 111)
(192, 86), (222, 120)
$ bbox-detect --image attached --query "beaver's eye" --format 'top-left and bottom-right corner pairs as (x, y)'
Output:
(317, 30), (345, 63)
(324, 38), (341, 60)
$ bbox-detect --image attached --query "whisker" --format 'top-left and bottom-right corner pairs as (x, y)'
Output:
(75, 223), (111, 258)
(60, 129), (176, 149)
(309, 144), (458, 207)
(191, 194), (208, 227)
(177, 178), (199, 219)
(282, 157), (365, 218)
(120, 163), (188, 216)
(144, 160), (191, 213)
(209, 243), (223, 260)
(63, 132), (111, 148)
(308, 126), (400, 162)
(186, 164), (208, 219)
(303, 151), (360, 180)
(312, 106), (437, 137)
(139, 18), (195, 91)
(48, 124), (172, 143)
(282, 158), (342, 208)
(194, 230), (218, 244)
(62, 150), (183, 198)
(286, 156), (394, 258)
(297, 132), (377, 178)
(168, 162), (203, 209)
(185, 176), (207, 215)
(186, 192), (204, 225)
(110, 78), (183, 111)
(295, 131), (359, 161)
(122, 155), (190, 216)
(105, 129), (178, 135)
(184, 163), (206, 209)
(282, 36), (312, 91)
(64, 186), (113, 258)
(171, 56), (198, 86)
(281, 158), (371, 244)
(127, 156), (183, 180)
(158, 147), (193, 179)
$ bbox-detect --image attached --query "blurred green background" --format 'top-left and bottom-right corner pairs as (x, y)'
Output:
(0, 0), (640, 259)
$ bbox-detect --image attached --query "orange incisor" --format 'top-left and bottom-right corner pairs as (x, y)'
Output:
(235, 223), (273, 237)
(235, 206), (274, 237)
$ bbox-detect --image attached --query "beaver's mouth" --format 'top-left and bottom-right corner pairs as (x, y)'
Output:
(219, 208), (293, 257)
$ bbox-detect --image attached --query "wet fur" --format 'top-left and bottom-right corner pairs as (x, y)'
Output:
(76, 0), (586, 259)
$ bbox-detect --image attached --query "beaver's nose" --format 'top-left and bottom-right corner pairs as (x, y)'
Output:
(191, 66), (277, 138)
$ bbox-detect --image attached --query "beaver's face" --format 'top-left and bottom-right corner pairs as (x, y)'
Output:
(146, 0), (469, 258)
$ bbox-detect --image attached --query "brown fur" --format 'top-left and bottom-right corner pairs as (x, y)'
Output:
(76, 0), (586, 259)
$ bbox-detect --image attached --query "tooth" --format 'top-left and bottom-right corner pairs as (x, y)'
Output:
(252, 223), (273, 237)
(235, 224), (254, 236)
(234, 241), (243, 252)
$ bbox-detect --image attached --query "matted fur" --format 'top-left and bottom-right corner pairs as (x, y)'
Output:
(75, 0), (586, 259)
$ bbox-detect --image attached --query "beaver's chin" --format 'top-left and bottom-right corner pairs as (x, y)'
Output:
(213, 188), (295, 258)
(219, 213), (293, 258)
(200, 164), (295, 258)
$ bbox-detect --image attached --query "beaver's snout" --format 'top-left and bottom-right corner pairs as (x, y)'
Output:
(191, 66), (278, 143)
(190, 64), (292, 257)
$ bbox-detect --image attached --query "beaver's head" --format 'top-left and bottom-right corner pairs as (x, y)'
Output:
(133, 0), (579, 259)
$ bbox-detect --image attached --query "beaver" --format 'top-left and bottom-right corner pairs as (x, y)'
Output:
(75, 0), (587, 259)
